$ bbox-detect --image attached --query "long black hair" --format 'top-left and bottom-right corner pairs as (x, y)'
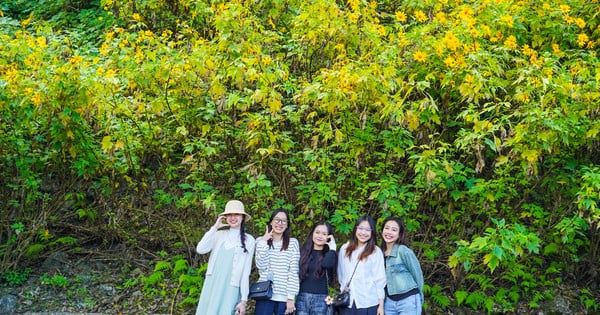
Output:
(380, 216), (409, 253)
(268, 208), (291, 251)
(240, 219), (248, 253)
(299, 222), (334, 280)
(345, 215), (378, 261)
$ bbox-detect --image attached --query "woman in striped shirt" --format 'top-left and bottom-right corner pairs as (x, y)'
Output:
(254, 209), (300, 315)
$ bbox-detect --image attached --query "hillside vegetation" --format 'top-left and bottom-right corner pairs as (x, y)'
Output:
(1, 0), (599, 312)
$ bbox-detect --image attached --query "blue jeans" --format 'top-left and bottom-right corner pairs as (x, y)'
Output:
(384, 294), (422, 315)
(295, 292), (329, 315)
(254, 300), (287, 315)
(339, 303), (378, 315)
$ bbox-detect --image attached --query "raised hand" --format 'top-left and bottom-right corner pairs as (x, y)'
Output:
(327, 235), (337, 251)
(213, 215), (228, 229)
(261, 224), (273, 242)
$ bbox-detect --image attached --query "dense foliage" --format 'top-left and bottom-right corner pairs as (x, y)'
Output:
(1, 0), (599, 312)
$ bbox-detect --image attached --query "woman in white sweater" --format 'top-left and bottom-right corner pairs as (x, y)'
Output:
(254, 208), (300, 315)
(195, 200), (255, 315)
(337, 215), (386, 315)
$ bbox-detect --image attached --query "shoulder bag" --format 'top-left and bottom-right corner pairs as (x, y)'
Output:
(333, 260), (359, 308)
(249, 244), (274, 300)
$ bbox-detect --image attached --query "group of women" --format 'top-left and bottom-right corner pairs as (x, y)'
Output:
(195, 200), (424, 315)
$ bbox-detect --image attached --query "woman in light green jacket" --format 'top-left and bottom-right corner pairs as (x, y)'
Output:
(380, 217), (424, 315)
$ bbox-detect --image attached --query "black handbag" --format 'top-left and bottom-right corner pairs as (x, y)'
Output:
(250, 248), (274, 301)
(249, 280), (273, 300)
(333, 260), (359, 308)
(332, 289), (350, 308)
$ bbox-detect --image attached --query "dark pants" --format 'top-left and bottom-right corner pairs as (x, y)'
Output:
(254, 299), (287, 315)
(338, 302), (378, 315)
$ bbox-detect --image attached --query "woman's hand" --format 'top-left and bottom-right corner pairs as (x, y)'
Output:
(261, 225), (273, 242)
(327, 235), (337, 251)
(213, 215), (228, 229)
(377, 300), (384, 315)
(234, 300), (247, 315)
(285, 299), (295, 314)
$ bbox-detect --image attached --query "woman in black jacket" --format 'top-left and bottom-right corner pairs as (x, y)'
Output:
(296, 221), (337, 315)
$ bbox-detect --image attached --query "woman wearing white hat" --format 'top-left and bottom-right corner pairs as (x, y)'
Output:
(196, 200), (255, 315)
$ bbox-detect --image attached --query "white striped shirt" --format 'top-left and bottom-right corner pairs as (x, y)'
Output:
(255, 238), (300, 301)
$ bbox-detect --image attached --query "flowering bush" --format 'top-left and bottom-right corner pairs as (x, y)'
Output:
(1, 0), (599, 312)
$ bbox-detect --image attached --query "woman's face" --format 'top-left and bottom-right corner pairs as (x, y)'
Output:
(225, 214), (243, 229)
(270, 212), (288, 235)
(382, 220), (400, 244)
(355, 220), (372, 245)
(312, 224), (329, 248)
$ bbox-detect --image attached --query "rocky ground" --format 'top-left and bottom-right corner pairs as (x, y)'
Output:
(0, 247), (180, 315)
(0, 246), (595, 315)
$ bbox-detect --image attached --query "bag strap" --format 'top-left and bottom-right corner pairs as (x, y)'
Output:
(266, 243), (274, 281)
(344, 260), (360, 290)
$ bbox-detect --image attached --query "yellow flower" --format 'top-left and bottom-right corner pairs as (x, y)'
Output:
(586, 41), (595, 49)
(552, 43), (561, 55)
(105, 31), (115, 41)
(43, 230), (50, 238)
(132, 13), (141, 21)
(577, 33), (589, 47)
(434, 12), (447, 24)
(349, 13), (359, 23)
(395, 11), (407, 22)
(119, 39), (129, 48)
(376, 24), (386, 36)
(414, 51), (427, 62)
(443, 32), (461, 51)
(37, 36), (47, 49)
(100, 42), (109, 56)
(31, 92), (42, 105)
(458, 7), (474, 20)
(542, 3), (551, 10)
(522, 44), (536, 57)
(105, 69), (117, 78)
(500, 14), (514, 27)
(70, 55), (83, 64)
(399, 38), (410, 46)
(348, 0), (359, 11)
(564, 15), (574, 25)
(414, 10), (427, 22)
(530, 54), (543, 67)
(504, 35), (517, 49)
(444, 56), (456, 67)
(559, 4), (570, 14)
(96, 67), (105, 76)
(575, 18), (585, 29)
(268, 17), (276, 29)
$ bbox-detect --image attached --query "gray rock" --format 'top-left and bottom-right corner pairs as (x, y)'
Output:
(0, 294), (18, 314)
(98, 284), (115, 296)
(41, 251), (69, 271)
(541, 295), (572, 315)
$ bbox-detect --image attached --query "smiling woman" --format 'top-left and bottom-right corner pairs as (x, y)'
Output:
(337, 215), (386, 315)
(195, 200), (255, 315)
(254, 209), (300, 315)
(296, 221), (337, 315)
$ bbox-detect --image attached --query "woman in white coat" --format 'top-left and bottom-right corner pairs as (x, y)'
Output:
(195, 200), (255, 315)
